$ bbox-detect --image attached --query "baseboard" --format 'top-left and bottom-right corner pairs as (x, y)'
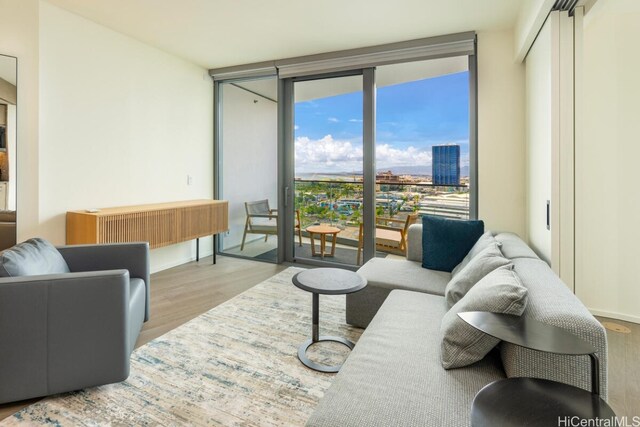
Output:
(588, 308), (640, 325)
(151, 249), (214, 274)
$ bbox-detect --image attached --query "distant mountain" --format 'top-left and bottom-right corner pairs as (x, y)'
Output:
(378, 165), (431, 175)
(298, 165), (470, 179)
(377, 165), (470, 177)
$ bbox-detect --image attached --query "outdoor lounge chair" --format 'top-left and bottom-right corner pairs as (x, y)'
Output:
(241, 199), (302, 250)
(356, 214), (418, 264)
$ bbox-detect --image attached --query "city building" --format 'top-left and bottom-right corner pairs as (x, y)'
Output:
(432, 144), (461, 185)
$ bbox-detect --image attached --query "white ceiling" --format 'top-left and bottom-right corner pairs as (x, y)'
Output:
(44, 0), (524, 69)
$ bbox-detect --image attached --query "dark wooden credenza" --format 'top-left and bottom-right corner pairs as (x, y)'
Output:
(66, 199), (228, 263)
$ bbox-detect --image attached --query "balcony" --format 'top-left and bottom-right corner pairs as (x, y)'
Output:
(295, 178), (470, 258)
(221, 178), (469, 265)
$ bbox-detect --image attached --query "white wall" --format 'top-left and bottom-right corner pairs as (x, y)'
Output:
(39, 2), (214, 272)
(524, 17), (553, 265)
(220, 83), (278, 250)
(575, 0), (640, 323)
(477, 30), (526, 238)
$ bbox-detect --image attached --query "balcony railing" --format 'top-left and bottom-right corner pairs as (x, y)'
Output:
(294, 178), (469, 244)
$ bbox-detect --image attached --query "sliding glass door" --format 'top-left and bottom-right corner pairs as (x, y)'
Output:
(290, 73), (367, 267)
(217, 77), (279, 262)
(211, 36), (477, 266)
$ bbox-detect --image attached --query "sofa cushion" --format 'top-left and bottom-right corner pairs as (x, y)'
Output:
(451, 231), (497, 277)
(0, 238), (70, 277)
(307, 290), (506, 427)
(445, 243), (511, 307)
(441, 266), (528, 369)
(357, 257), (450, 295)
(422, 215), (484, 272)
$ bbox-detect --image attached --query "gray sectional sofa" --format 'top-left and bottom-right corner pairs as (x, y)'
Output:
(308, 224), (608, 427)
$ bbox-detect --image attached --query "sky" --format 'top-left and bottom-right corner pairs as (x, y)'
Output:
(294, 71), (469, 175)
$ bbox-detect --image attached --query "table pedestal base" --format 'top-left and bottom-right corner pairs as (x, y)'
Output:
(297, 336), (354, 373)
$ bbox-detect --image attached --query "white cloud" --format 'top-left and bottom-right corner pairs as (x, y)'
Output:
(328, 117), (340, 123)
(349, 118), (363, 123)
(295, 135), (438, 173)
(295, 135), (363, 173)
(294, 125), (300, 130)
(376, 143), (432, 168)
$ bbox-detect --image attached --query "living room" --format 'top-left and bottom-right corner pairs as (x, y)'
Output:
(0, 0), (638, 425)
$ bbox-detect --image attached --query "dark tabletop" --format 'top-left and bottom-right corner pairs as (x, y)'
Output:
(471, 378), (616, 427)
(458, 311), (596, 355)
(292, 268), (367, 295)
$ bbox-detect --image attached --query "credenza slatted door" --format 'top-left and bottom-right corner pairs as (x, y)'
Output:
(66, 200), (229, 248)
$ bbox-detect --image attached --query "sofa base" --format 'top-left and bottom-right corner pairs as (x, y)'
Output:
(346, 286), (391, 328)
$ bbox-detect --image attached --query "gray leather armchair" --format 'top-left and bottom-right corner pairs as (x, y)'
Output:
(0, 238), (150, 404)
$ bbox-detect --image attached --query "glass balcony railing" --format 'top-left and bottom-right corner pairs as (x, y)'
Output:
(294, 178), (470, 246)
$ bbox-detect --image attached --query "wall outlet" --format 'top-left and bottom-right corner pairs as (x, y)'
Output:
(187, 175), (193, 186)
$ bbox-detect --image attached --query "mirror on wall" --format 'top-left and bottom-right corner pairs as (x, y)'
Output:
(0, 54), (17, 250)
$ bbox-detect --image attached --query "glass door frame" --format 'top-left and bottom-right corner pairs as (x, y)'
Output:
(213, 75), (280, 263)
(278, 68), (377, 269)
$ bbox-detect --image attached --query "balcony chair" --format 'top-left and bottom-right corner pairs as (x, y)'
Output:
(0, 238), (150, 404)
(356, 214), (418, 265)
(240, 199), (302, 250)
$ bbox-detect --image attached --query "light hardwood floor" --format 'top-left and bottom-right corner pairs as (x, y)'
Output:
(600, 317), (640, 416)
(0, 256), (638, 420)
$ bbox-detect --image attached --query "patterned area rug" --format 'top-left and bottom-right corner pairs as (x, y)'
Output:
(4, 267), (363, 426)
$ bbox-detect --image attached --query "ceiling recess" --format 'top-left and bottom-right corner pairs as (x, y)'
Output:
(552, 0), (580, 15)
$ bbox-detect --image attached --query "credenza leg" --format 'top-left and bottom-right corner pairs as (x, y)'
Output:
(196, 238), (200, 262)
(213, 234), (217, 265)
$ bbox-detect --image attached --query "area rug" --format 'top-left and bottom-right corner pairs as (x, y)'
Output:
(3, 267), (363, 426)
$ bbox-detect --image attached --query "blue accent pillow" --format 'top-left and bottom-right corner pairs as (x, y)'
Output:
(422, 215), (484, 272)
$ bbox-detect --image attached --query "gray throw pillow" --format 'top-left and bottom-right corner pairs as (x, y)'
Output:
(0, 238), (70, 277)
(440, 266), (528, 369)
(445, 242), (510, 307)
(451, 231), (497, 277)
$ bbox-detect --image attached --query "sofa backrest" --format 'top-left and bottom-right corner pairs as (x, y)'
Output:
(407, 224), (423, 262)
(492, 233), (607, 396)
(408, 224), (608, 396)
(501, 256), (608, 397)
(494, 232), (540, 260)
(0, 238), (70, 277)
(0, 210), (16, 223)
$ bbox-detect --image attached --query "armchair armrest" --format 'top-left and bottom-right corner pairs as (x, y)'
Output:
(376, 217), (406, 224)
(248, 213), (278, 219)
(57, 242), (150, 321)
(0, 270), (130, 403)
(406, 224), (423, 262)
(376, 225), (404, 233)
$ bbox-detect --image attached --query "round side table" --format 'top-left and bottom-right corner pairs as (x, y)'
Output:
(292, 268), (367, 373)
(459, 311), (616, 426)
(306, 225), (341, 259)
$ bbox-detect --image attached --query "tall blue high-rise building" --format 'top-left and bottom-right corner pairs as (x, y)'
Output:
(432, 144), (460, 185)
